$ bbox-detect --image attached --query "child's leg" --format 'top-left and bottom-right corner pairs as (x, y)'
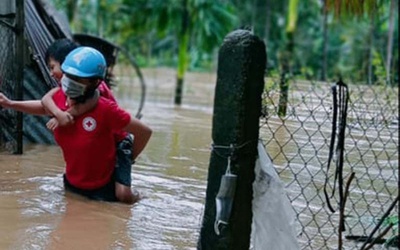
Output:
(115, 134), (140, 204)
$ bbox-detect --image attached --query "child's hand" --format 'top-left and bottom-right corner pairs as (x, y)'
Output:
(46, 117), (59, 131)
(0, 92), (11, 108)
(54, 111), (74, 126)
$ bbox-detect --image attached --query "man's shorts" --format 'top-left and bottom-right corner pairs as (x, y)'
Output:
(115, 133), (134, 187)
(63, 134), (134, 202)
(63, 174), (117, 202)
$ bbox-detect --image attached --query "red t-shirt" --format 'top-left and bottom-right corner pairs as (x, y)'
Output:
(58, 80), (127, 141)
(52, 89), (131, 189)
(98, 81), (127, 142)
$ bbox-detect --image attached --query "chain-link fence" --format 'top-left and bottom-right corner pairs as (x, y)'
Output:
(260, 76), (398, 249)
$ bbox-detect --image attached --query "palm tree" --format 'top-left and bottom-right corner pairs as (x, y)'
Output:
(115, 0), (237, 105)
(278, 0), (298, 117)
(172, 0), (238, 105)
(65, 0), (77, 29)
(386, 0), (396, 84)
(326, 0), (377, 17)
(322, 0), (329, 81)
(326, 0), (397, 85)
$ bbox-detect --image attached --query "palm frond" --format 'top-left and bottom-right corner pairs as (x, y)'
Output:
(326, 0), (378, 17)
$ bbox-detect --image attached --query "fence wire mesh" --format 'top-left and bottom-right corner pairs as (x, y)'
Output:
(260, 76), (399, 250)
(0, 14), (18, 152)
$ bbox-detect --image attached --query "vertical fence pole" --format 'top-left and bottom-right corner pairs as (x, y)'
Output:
(198, 29), (266, 250)
(15, 0), (24, 154)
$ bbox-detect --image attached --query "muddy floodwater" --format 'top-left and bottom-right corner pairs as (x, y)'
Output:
(0, 105), (213, 249)
(1, 68), (398, 250)
(0, 68), (215, 250)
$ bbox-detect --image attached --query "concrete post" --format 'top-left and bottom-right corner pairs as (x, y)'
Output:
(198, 29), (266, 250)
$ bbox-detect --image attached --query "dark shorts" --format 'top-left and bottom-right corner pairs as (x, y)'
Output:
(63, 134), (134, 202)
(63, 174), (118, 202)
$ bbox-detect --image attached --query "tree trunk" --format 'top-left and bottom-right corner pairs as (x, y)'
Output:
(278, 0), (298, 117)
(174, 0), (189, 105)
(97, 1), (102, 36)
(174, 77), (184, 105)
(321, 0), (328, 81)
(66, 0), (77, 30)
(385, 0), (395, 84)
(367, 13), (375, 84)
(264, 0), (270, 49)
(251, 0), (258, 32)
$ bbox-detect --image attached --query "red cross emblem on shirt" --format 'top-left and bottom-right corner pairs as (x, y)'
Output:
(82, 117), (97, 132)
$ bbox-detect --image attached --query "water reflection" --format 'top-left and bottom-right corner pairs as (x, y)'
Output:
(48, 196), (132, 250)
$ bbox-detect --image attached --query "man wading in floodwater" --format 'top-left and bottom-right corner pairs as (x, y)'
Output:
(0, 46), (152, 204)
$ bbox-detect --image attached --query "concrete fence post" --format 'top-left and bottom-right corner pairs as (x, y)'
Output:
(197, 29), (266, 250)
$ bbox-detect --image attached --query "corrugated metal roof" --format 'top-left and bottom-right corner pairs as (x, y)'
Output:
(0, 0), (16, 16)
(23, 68), (54, 144)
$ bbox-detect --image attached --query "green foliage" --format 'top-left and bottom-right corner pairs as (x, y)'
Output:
(47, 0), (398, 85)
(383, 216), (398, 248)
(264, 77), (278, 92)
(372, 49), (386, 83)
(384, 216), (399, 229)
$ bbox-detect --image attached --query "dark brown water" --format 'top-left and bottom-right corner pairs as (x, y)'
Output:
(0, 105), (213, 249)
(0, 68), (215, 249)
(1, 68), (397, 250)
